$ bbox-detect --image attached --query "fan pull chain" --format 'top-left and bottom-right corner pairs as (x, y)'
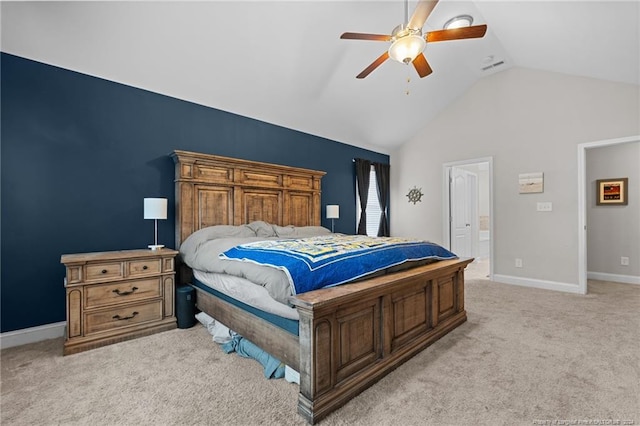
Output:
(405, 69), (411, 95)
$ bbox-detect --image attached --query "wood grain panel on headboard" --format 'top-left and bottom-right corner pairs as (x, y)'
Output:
(171, 150), (325, 248)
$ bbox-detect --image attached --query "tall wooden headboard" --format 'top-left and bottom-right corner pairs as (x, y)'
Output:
(171, 150), (325, 249)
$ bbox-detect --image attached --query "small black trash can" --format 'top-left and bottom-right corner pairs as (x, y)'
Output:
(175, 285), (196, 329)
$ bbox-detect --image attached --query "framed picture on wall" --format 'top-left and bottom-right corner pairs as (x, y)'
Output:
(596, 177), (628, 205)
(519, 172), (544, 194)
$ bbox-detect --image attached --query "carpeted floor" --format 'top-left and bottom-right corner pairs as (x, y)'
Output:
(2, 276), (638, 426)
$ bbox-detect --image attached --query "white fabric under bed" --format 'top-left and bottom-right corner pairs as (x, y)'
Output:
(193, 269), (300, 321)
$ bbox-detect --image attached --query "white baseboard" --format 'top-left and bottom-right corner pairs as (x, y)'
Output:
(493, 274), (584, 294)
(587, 271), (640, 285)
(0, 321), (66, 349)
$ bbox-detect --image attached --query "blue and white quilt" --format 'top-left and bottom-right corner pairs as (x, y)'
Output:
(220, 235), (457, 294)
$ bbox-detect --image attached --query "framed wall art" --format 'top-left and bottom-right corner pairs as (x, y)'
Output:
(596, 177), (628, 205)
(519, 172), (544, 194)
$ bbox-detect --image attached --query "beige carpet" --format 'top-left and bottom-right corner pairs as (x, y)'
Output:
(2, 277), (639, 426)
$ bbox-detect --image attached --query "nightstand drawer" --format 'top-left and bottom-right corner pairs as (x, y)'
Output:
(127, 258), (161, 277)
(85, 277), (162, 309)
(86, 262), (123, 282)
(85, 300), (163, 335)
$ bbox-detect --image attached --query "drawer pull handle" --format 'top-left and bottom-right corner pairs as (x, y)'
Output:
(101, 269), (108, 274)
(142, 265), (148, 270)
(112, 287), (138, 296)
(112, 312), (138, 321)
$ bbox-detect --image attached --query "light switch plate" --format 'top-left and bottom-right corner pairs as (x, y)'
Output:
(537, 202), (552, 212)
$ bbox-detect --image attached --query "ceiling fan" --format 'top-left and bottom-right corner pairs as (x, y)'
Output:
(340, 0), (487, 79)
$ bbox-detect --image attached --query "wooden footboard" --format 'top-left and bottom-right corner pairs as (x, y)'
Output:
(192, 257), (471, 424)
(290, 257), (472, 424)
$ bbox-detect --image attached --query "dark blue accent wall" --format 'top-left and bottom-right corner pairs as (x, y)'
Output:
(0, 53), (389, 333)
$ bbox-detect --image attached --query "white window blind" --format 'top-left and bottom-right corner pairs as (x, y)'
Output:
(356, 166), (382, 237)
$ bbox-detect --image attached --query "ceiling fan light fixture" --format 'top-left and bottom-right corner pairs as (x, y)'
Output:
(443, 14), (473, 30)
(388, 34), (426, 64)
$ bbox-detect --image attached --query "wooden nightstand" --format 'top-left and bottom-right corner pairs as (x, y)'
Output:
(61, 248), (178, 355)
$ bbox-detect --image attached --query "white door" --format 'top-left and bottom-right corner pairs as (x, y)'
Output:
(450, 167), (478, 257)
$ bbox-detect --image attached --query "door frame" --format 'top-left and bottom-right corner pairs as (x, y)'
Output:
(577, 134), (640, 294)
(442, 156), (494, 278)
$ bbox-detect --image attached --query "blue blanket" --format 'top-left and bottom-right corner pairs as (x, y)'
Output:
(222, 335), (285, 379)
(220, 235), (457, 294)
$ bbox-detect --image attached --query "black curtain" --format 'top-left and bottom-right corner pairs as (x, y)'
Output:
(374, 162), (390, 237)
(354, 158), (371, 235)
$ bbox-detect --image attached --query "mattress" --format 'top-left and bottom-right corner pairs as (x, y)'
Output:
(193, 269), (299, 321)
(191, 274), (299, 336)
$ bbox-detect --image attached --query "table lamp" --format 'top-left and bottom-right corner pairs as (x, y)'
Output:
(144, 198), (167, 250)
(326, 205), (339, 233)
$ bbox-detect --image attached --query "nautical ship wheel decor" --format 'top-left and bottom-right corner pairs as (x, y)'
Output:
(406, 186), (423, 204)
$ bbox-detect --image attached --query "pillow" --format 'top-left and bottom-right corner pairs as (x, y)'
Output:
(179, 225), (257, 262)
(246, 221), (277, 237)
(274, 225), (332, 238)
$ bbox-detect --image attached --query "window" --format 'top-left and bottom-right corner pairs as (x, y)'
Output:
(356, 166), (382, 236)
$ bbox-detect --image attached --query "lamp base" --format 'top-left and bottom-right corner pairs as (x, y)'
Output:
(148, 244), (165, 251)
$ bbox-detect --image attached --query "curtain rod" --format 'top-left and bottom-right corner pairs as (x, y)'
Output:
(352, 158), (389, 166)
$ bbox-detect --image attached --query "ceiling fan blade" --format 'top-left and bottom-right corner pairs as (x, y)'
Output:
(426, 25), (488, 42)
(412, 53), (433, 78)
(408, 0), (439, 30)
(356, 51), (390, 79)
(341, 32), (392, 42)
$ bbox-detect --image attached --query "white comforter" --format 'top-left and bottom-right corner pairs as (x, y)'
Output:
(179, 222), (333, 305)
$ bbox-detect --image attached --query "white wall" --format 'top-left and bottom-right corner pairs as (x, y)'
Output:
(586, 142), (640, 280)
(391, 67), (640, 289)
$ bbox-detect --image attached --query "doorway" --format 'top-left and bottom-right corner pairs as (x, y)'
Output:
(443, 157), (493, 280)
(578, 135), (640, 293)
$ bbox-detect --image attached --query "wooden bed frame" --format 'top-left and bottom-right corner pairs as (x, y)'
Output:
(171, 150), (472, 424)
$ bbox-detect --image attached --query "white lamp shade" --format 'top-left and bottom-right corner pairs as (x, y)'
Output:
(144, 198), (168, 220)
(388, 35), (426, 64)
(326, 205), (340, 219)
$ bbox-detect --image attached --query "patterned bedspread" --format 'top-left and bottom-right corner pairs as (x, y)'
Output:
(220, 235), (457, 294)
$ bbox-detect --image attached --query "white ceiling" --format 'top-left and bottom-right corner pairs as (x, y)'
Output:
(2, 1), (638, 154)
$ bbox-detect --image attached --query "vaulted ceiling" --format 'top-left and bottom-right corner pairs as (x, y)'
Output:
(2, 1), (638, 153)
